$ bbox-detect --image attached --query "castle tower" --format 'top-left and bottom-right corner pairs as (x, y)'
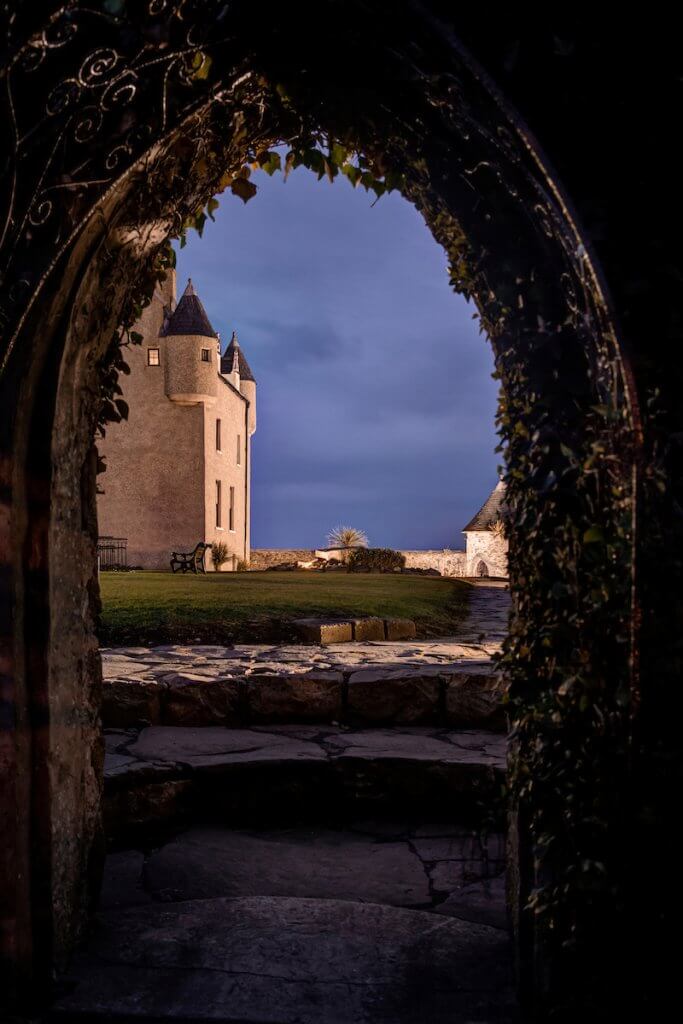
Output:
(97, 274), (257, 571)
(462, 480), (508, 577)
(163, 278), (218, 406)
(221, 330), (257, 435)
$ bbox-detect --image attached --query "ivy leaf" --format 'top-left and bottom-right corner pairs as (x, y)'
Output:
(330, 142), (347, 166)
(231, 178), (257, 203)
(582, 526), (604, 544)
(207, 197), (220, 221)
(115, 398), (129, 421)
(257, 151), (282, 176)
(217, 171), (234, 193)
(341, 163), (361, 187)
(384, 170), (405, 192)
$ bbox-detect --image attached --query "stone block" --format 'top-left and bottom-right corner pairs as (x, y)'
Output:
(351, 617), (386, 641)
(383, 618), (417, 640)
(346, 668), (441, 724)
(444, 672), (507, 730)
(102, 678), (162, 728)
(105, 780), (193, 838)
(161, 674), (241, 726)
(293, 618), (353, 644)
(144, 825), (430, 907)
(246, 670), (343, 722)
(54, 895), (515, 1024)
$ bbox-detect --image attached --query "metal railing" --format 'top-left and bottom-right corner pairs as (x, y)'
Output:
(97, 536), (128, 571)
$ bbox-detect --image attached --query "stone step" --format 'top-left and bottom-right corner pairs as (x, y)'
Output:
(102, 822), (507, 928)
(51, 895), (516, 1023)
(103, 662), (506, 731)
(104, 725), (507, 840)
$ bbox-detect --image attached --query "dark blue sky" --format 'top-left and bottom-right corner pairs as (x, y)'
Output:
(175, 165), (499, 550)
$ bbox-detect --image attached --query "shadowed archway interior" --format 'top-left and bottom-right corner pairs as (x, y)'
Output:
(2, 5), (678, 1021)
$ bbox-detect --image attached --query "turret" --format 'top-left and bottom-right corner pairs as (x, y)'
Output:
(221, 331), (257, 434)
(162, 279), (217, 406)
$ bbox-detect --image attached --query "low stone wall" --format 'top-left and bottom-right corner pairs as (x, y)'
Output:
(249, 548), (314, 568)
(402, 549), (467, 577)
(251, 547), (468, 575)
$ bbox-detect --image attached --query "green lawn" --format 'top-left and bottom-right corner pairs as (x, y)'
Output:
(98, 571), (471, 646)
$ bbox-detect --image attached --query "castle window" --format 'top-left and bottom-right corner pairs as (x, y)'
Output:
(215, 480), (222, 528)
(147, 348), (160, 366)
(236, 434), (241, 465)
(229, 486), (235, 531)
(216, 419), (222, 451)
(201, 348), (211, 362)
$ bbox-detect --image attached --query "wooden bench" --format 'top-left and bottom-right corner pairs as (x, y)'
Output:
(170, 541), (209, 574)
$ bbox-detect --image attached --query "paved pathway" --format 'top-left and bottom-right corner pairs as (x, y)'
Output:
(56, 819), (515, 1023)
(101, 582), (511, 682)
(55, 584), (515, 1023)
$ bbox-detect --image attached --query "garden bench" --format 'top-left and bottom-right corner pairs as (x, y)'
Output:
(170, 541), (209, 574)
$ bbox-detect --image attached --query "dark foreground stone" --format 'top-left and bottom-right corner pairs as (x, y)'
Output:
(103, 726), (507, 837)
(52, 896), (516, 1023)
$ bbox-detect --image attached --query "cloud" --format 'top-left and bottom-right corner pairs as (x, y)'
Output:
(176, 162), (499, 549)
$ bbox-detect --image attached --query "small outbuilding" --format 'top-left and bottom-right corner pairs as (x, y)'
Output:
(462, 480), (508, 578)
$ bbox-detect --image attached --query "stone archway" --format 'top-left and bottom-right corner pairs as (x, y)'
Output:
(2, 6), (676, 1020)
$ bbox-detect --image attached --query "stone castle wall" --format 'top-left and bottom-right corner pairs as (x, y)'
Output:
(401, 549), (468, 576)
(97, 274), (205, 570)
(97, 271), (251, 570)
(249, 548), (315, 568)
(250, 548), (470, 576)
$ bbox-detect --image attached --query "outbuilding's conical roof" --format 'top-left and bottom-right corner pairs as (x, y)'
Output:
(163, 279), (217, 338)
(220, 331), (256, 382)
(463, 480), (507, 531)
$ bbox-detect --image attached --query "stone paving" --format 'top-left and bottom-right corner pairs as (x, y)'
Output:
(103, 725), (507, 838)
(54, 896), (515, 1023)
(101, 821), (506, 924)
(56, 821), (514, 1023)
(100, 580), (510, 682)
(100, 582), (511, 731)
(66, 583), (516, 1022)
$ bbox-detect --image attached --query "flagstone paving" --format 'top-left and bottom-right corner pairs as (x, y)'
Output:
(100, 582), (511, 731)
(100, 581), (510, 680)
(61, 583), (515, 1022)
(56, 820), (513, 1023)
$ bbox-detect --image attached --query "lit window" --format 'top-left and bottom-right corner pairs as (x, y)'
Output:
(215, 480), (222, 528)
(201, 349), (211, 362)
(229, 486), (235, 531)
(236, 434), (241, 465)
(147, 348), (160, 366)
(216, 419), (222, 451)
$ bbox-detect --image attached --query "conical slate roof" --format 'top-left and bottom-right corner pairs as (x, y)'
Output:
(163, 279), (217, 338)
(220, 331), (256, 382)
(463, 480), (506, 531)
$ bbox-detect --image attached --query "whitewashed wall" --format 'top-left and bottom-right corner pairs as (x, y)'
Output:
(465, 532), (508, 577)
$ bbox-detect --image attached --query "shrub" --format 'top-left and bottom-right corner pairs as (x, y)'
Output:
(210, 541), (230, 570)
(347, 547), (406, 573)
(235, 559), (250, 572)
